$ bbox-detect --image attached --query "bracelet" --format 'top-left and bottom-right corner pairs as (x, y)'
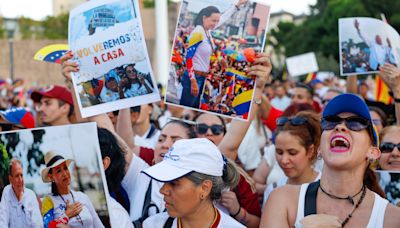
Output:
(394, 97), (400, 103)
(230, 206), (241, 217)
(235, 5), (240, 11)
(293, 221), (304, 228)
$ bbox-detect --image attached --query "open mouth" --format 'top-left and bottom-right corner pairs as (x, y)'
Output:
(330, 135), (350, 153)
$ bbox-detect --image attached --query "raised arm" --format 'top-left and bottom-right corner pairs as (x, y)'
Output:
(218, 53), (271, 160)
(216, 0), (248, 29)
(379, 63), (400, 125)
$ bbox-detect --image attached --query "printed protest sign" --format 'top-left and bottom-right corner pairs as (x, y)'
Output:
(69, 0), (160, 117)
(165, 0), (270, 121)
(286, 52), (319, 77)
(339, 17), (400, 76)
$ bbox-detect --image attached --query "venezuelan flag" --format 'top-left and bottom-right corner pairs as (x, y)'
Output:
(34, 44), (69, 64)
(304, 72), (317, 84)
(185, 32), (203, 73)
(226, 68), (247, 78)
(41, 196), (54, 228)
(227, 76), (236, 95)
(232, 89), (253, 116)
(375, 75), (393, 105)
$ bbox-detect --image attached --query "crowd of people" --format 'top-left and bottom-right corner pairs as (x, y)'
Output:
(1, 1), (400, 227)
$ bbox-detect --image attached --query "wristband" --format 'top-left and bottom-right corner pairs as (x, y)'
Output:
(394, 97), (400, 103)
(230, 206), (241, 217)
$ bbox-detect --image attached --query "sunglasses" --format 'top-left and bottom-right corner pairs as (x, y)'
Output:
(276, 116), (308, 127)
(321, 116), (370, 132)
(379, 142), (400, 153)
(196, 123), (225, 135)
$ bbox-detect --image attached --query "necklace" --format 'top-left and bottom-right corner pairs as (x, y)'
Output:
(177, 206), (220, 228)
(319, 184), (364, 205)
(59, 191), (84, 226)
(341, 185), (367, 227)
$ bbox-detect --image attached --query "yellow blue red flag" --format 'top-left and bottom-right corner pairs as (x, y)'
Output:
(34, 44), (69, 64)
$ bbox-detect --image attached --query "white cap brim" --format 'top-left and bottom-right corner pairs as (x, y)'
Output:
(141, 161), (193, 182)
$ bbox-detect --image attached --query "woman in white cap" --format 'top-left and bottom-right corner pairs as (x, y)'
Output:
(41, 151), (104, 228)
(142, 138), (244, 227)
(261, 93), (400, 227)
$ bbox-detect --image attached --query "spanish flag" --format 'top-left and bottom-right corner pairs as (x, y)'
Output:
(232, 89), (253, 117)
(375, 75), (392, 105)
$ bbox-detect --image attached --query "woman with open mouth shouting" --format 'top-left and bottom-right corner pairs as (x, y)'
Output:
(261, 93), (400, 228)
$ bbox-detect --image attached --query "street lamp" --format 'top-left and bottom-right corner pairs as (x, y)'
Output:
(4, 18), (17, 83)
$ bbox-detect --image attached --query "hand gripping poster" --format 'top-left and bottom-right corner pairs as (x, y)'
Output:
(68, 0), (160, 117)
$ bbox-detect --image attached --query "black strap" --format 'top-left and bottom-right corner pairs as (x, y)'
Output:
(132, 181), (157, 227)
(163, 217), (175, 228)
(304, 180), (320, 216)
(146, 124), (157, 139)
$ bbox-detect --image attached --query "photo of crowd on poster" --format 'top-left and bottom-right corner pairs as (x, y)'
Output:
(166, 0), (270, 120)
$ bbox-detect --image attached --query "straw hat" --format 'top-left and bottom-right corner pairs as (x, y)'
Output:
(41, 151), (73, 183)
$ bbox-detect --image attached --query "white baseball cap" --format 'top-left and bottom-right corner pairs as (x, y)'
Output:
(142, 138), (224, 182)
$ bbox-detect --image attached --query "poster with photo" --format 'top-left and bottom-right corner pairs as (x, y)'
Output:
(286, 52), (319, 77)
(68, 0), (160, 118)
(339, 17), (400, 76)
(165, 0), (271, 121)
(0, 123), (111, 227)
(375, 170), (400, 207)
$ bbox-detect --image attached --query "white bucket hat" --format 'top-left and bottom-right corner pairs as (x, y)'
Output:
(41, 151), (73, 183)
(142, 138), (224, 182)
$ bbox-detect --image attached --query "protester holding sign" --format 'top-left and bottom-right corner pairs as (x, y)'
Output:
(261, 94), (400, 227)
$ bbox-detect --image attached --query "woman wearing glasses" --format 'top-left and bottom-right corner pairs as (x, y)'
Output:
(378, 125), (400, 170)
(119, 64), (153, 99)
(194, 112), (262, 228)
(41, 151), (104, 228)
(262, 111), (321, 207)
(261, 93), (400, 227)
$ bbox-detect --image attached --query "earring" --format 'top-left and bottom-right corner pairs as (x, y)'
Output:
(367, 157), (375, 163)
(317, 153), (322, 160)
(200, 194), (204, 200)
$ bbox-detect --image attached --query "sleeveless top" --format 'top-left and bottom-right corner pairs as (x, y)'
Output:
(295, 183), (389, 228)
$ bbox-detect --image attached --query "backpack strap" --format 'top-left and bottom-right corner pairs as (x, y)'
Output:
(132, 181), (157, 227)
(304, 180), (320, 216)
(163, 217), (175, 228)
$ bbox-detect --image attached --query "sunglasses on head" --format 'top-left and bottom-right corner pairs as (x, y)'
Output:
(379, 142), (400, 153)
(196, 123), (225, 135)
(321, 115), (370, 132)
(276, 116), (308, 127)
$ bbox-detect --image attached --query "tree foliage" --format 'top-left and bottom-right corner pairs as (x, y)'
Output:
(40, 14), (69, 39)
(270, 0), (400, 74)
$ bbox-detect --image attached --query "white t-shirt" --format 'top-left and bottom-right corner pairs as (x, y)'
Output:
(108, 197), (133, 228)
(122, 155), (164, 221)
(99, 87), (120, 103)
(237, 123), (262, 171)
(133, 125), (160, 149)
(45, 190), (104, 228)
(142, 209), (245, 228)
(0, 185), (43, 228)
(271, 96), (291, 111)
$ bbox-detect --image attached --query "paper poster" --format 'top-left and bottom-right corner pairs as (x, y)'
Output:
(0, 123), (111, 226)
(339, 17), (400, 76)
(165, 0), (271, 121)
(286, 52), (319, 77)
(68, 0), (160, 118)
(375, 170), (400, 207)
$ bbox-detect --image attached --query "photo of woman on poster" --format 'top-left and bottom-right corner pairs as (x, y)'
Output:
(179, 0), (248, 108)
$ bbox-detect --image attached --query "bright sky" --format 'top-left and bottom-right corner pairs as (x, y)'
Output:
(0, 0), (317, 20)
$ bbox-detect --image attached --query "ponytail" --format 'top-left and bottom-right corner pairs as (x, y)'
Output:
(222, 157), (240, 189)
(363, 167), (386, 198)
